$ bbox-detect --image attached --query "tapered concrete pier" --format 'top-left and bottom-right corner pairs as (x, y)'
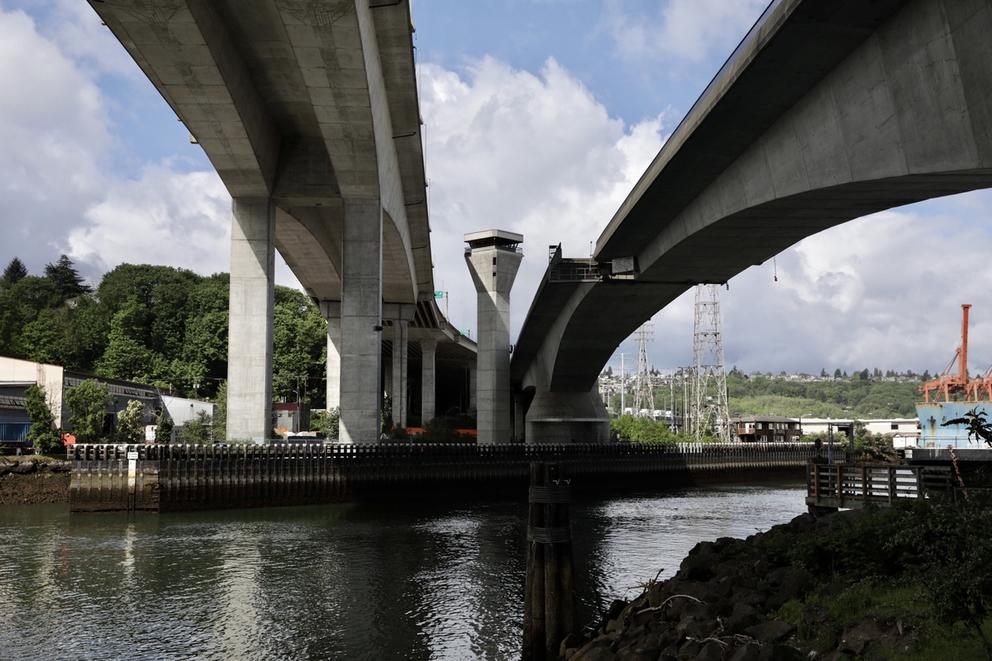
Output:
(465, 230), (523, 444)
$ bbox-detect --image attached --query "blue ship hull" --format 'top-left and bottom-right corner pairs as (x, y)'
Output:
(917, 401), (992, 448)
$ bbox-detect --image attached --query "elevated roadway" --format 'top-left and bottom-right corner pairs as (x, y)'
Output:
(90, 0), (472, 441)
(512, 0), (992, 442)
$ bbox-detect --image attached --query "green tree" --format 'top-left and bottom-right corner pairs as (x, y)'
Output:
(0, 276), (61, 358)
(212, 381), (227, 442)
(311, 408), (339, 440)
(95, 298), (162, 383)
(155, 411), (174, 444)
(97, 263), (199, 356)
(62, 296), (110, 370)
(2, 257), (27, 287)
(24, 384), (61, 454)
(17, 308), (66, 365)
(611, 415), (683, 443)
(178, 410), (212, 444)
(272, 287), (327, 403)
(44, 254), (91, 301)
(65, 380), (111, 443)
(115, 399), (145, 443)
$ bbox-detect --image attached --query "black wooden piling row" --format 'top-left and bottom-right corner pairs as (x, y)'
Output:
(523, 462), (576, 661)
(67, 442), (817, 512)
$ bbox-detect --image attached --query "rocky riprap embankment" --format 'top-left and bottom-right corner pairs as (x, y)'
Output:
(0, 457), (71, 504)
(564, 511), (919, 661)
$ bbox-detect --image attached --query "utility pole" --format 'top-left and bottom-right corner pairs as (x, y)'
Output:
(689, 285), (731, 442)
(668, 370), (678, 431)
(619, 352), (626, 414)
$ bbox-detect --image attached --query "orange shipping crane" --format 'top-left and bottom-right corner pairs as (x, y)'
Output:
(967, 365), (992, 402)
(921, 304), (973, 403)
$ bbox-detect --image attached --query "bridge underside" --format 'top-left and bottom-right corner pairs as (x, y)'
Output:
(513, 0), (992, 441)
(91, 0), (469, 443)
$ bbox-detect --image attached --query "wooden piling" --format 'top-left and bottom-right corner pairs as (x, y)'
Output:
(523, 462), (576, 661)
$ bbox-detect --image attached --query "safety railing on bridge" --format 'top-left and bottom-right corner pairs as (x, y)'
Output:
(806, 463), (954, 510)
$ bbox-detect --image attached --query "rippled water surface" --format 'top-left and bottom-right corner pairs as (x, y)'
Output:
(0, 480), (804, 660)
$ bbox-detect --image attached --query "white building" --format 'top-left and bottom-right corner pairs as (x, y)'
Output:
(800, 417), (920, 447)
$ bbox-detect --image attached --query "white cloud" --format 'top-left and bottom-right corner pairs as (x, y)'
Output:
(420, 56), (668, 337)
(602, 0), (768, 63)
(619, 193), (992, 375)
(0, 6), (109, 273)
(10, 0), (992, 378)
(46, 0), (143, 80)
(66, 166), (231, 274)
(0, 4), (299, 289)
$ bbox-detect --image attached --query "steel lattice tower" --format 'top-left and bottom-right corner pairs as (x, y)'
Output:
(632, 323), (655, 416)
(690, 285), (731, 441)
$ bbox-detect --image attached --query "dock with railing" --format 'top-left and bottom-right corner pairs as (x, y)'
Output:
(806, 462), (955, 512)
(68, 441), (817, 512)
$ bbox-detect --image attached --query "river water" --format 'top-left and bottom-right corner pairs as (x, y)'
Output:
(0, 480), (804, 660)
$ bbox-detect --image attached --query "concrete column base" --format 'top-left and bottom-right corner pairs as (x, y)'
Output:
(525, 389), (610, 444)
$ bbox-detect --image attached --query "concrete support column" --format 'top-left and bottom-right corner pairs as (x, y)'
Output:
(390, 321), (409, 428)
(420, 338), (437, 426)
(465, 230), (523, 444)
(319, 301), (342, 413)
(227, 198), (275, 443)
(338, 200), (383, 444)
(468, 365), (477, 411)
(525, 389), (610, 444)
(513, 396), (525, 443)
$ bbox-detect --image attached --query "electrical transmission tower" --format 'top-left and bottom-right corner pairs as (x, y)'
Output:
(632, 323), (655, 416)
(690, 285), (731, 441)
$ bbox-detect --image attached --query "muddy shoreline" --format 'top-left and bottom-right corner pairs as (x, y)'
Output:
(0, 459), (70, 505)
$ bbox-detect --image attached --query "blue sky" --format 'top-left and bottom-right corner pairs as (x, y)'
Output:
(3, 0), (992, 375)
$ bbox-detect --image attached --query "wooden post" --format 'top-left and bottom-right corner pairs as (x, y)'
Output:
(888, 467), (896, 505)
(524, 462), (575, 661)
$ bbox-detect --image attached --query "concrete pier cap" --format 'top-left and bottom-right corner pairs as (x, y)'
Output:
(463, 229), (524, 250)
(465, 229), (523, 444)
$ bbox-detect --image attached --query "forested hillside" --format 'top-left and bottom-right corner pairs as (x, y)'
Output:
(0, 256), (327, 404)
(726, 371), (923, 419)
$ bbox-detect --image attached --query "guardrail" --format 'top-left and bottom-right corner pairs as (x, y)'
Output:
(68, 442), (818, 512)
(806, 462), (954, 511)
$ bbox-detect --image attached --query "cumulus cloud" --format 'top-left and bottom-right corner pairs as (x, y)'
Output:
(623, 193), (992, 375)
(0, 6), (109, 273)
(418, 53), (992, 376)
(0, 4), (300, 288)
(602, 0), (768, 63)
(66, 166), (230, 274)
(10, 0), (992, 377)
(420, 56), (668, 336)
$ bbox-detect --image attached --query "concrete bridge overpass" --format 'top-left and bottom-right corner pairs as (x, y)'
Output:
(90, 0), (474, 442)
(512, 0), (992, 442)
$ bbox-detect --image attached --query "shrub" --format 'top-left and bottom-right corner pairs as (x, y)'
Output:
(178, 410), (212, 444)
(24, 384), (61, 454)
(115, 399), (145, 443)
